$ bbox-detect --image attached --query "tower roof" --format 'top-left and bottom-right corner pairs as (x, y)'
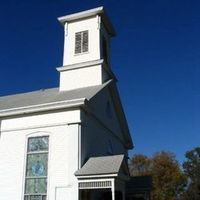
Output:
(58, 6), (116, 36)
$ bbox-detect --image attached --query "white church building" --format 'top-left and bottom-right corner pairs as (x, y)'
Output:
(0, 7), (133, 200)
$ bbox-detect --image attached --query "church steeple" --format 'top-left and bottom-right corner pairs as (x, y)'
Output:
(57, 7), (116, 91)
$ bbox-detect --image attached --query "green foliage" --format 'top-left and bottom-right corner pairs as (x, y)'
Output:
(182, 147), (200, 200)
(183, 147), (200, 182)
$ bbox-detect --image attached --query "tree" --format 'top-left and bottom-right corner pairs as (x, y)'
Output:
(151, 152), (186, 200)
(129, 154), (151, 176)
(129, 151), (186, 200)
(182, 147), (200, 200)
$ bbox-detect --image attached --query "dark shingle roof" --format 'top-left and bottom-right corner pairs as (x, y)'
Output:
(75, 155), (125, 176)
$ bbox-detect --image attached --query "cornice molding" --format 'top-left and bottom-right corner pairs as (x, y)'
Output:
(57, 6), (115, 36)
(0, 98), (86, 117)
(56, 59), (104, 72)
(57, 59), (117, 82)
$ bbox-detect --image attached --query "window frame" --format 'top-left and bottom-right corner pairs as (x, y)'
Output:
(74, 30), (89, 55)
(24, 136), (49, 200)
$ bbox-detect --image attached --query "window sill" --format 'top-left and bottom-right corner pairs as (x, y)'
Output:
(74, 51), (89, 56)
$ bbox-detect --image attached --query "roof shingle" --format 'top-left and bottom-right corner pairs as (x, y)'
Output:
(0, 82), (110, 112)
(75, 155), (125, 176)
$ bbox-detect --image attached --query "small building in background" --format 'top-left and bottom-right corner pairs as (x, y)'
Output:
(126, 176), (152, 200)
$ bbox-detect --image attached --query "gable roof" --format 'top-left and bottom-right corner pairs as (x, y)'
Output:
(0, 81), (110, 117)
(0, 79), (133, 149)
(75, 154), (126, 176)
(87, 81), (133, 149)
(108, 82), (133, 149)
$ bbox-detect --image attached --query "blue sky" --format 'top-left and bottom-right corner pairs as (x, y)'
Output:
(0, 0), (199, 164)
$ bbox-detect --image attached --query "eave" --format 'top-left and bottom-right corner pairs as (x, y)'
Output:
(0, 98), (86, 118)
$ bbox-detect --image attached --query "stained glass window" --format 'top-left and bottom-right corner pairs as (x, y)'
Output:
(24, 136), (49, 200)
(28, 137), (48, 152)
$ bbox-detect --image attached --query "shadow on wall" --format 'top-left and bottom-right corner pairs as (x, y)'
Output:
(0, 120), (1, 140)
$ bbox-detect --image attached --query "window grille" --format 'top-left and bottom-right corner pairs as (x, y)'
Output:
(24, 136), (49, 200)
(79, 181), (112, 189)
(75, 30), (88, 54)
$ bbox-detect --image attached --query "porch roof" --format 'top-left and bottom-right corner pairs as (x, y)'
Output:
(75, 155), (125, 177)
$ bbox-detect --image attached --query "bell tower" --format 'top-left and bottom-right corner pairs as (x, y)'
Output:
(57, 7), (116, 91)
